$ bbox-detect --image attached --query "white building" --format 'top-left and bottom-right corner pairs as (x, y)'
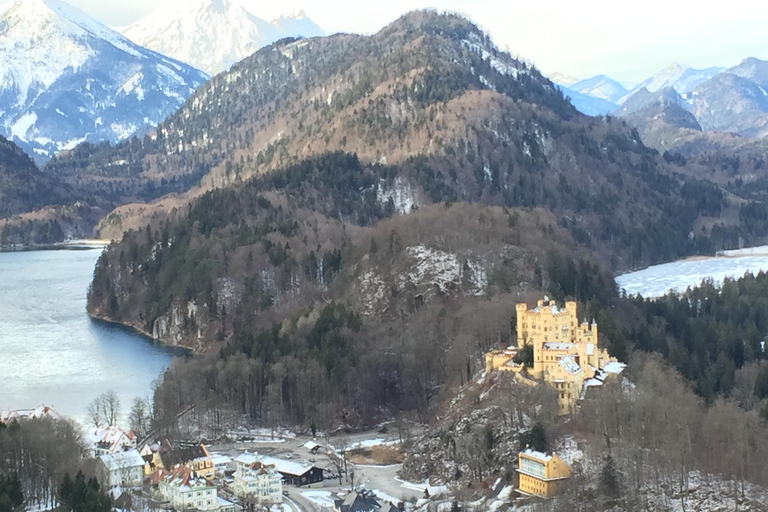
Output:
(210, 454), (233, 474)
(0, 405), (61, 424)
(97, 449), (145, 489)
(152, 466), (236, 512)
(232, 453), (283, 504)
(85, 426), (137, 456)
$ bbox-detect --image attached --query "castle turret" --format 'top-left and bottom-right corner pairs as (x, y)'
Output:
(516, 303), (528, 349)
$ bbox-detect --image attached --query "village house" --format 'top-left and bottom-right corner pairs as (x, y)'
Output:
(85, 426), (137, 456)
(189, 452), (216, 481)
(333, 491), (399, 512)
(303, 440), (322, 454)
(140, 443), (165, 476)
(259, 455), (324, 487)
(0, 405), (61, 424)
(210, 453), (233, 474)
(231, 453), (283, 504)
(151, 465), (236, 512)
(485, 297), (625, 415)
(97, 449), (146, 489)
(517, 449), (571, 497)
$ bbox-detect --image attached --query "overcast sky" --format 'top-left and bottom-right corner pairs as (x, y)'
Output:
(6, 0), (768, 83)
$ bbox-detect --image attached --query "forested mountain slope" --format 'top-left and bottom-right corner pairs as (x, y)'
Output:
(55, 11), (753, 270)
(85, 11), (768, 434)
(88, 152), (621, 426)
(0, 136), (72, 218)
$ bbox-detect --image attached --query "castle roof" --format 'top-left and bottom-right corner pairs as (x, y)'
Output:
(560, 356), (582, 375)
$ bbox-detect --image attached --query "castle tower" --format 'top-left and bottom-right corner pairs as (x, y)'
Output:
(516, 303), (528, 350)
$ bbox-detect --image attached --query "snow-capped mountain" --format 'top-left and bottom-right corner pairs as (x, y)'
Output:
(271, 10), (325, 40)
(569, 75), (628, 104)
(549, 72), (580, 87)
(121, 0), (325, 76)
(0, 0), (208, 161)
(620, 63), (724, 102)
(729, 57), (768, 88)
(556, 85), (617, 116)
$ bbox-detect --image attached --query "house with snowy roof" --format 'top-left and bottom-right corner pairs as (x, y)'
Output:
(517, 449), (571, 497)
(97, 449), (145, 489)
(231, 454), (282, 504)
(85, 426), (137, 456)
(233, 452), (323, 487)
(258, 455), (324, 486)
(486, 297), (626, 415)
(151, 465), (235, 512)
(0, 405), (61, 424)
(333, 491), (399, 512)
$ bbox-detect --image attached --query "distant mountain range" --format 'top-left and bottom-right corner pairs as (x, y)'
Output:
(0, 0), (208, 162)
(121, 0), (325, 76)
(553, 60), (768, 141)
(0, 0), (324, 163)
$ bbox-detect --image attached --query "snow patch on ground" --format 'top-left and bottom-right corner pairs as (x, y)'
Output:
(358, 270), (388, 316)
(346, 438), (399, 450)
(10, 112), (37, 141)
(377, 177), (418, 214)
(301, 491), (334, 507)
(119, 72), (145, 100)
(400, 246), (487, 297)
(395, 477), (448, 496)
(402, 246), (460, 294)
(553, 435), (582, 466)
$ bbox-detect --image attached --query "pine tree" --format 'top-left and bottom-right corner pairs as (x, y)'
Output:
(0, 473), (24, 512)
(519, 422), (547, 452)
(600, 454), (621, 500)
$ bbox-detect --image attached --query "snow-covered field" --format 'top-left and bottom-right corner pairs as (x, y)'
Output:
(301, 491), (335, 508)
(616, 246), (768, 298)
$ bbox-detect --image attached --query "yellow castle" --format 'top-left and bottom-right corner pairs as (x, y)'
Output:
(486, 297), (624, 415)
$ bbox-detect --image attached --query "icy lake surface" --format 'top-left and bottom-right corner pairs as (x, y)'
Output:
(0, 249), (178, 422)
(616, 246), (768, 298)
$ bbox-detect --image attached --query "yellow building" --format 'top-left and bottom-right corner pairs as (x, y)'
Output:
(517, 449), (571, 497)
(486, 297), (624, 415)
(188, 445), (216, 480)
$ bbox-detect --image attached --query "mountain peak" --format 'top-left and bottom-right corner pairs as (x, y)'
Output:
(549, 72), (580, 86)
(286, 9), (307, 19)
(0, 0), (207, 160)
(122, 1), (324, 75)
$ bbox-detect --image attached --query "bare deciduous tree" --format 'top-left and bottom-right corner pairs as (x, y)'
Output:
(87, 391), (122, 428)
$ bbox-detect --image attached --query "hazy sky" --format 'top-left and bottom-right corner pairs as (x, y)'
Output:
(6, 0), (768, 83)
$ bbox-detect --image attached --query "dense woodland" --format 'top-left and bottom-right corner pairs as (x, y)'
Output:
(90, 163), (614, 430)
(0, 419), (104, 510)
(0, 136), (74, 220)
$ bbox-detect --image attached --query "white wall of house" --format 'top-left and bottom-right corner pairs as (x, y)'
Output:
(231, 464), (282, 504)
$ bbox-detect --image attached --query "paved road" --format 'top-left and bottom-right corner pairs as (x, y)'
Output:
(207, 425), (430, 511)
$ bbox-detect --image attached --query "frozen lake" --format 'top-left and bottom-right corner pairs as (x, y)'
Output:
(616, 246), (768, 298)
(0, 248), (179, 423)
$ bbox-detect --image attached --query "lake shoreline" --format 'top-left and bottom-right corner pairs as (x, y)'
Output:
(0, 239), (110, 253)
(88, 315), (194, 357)
(87, 312), (195, 357)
